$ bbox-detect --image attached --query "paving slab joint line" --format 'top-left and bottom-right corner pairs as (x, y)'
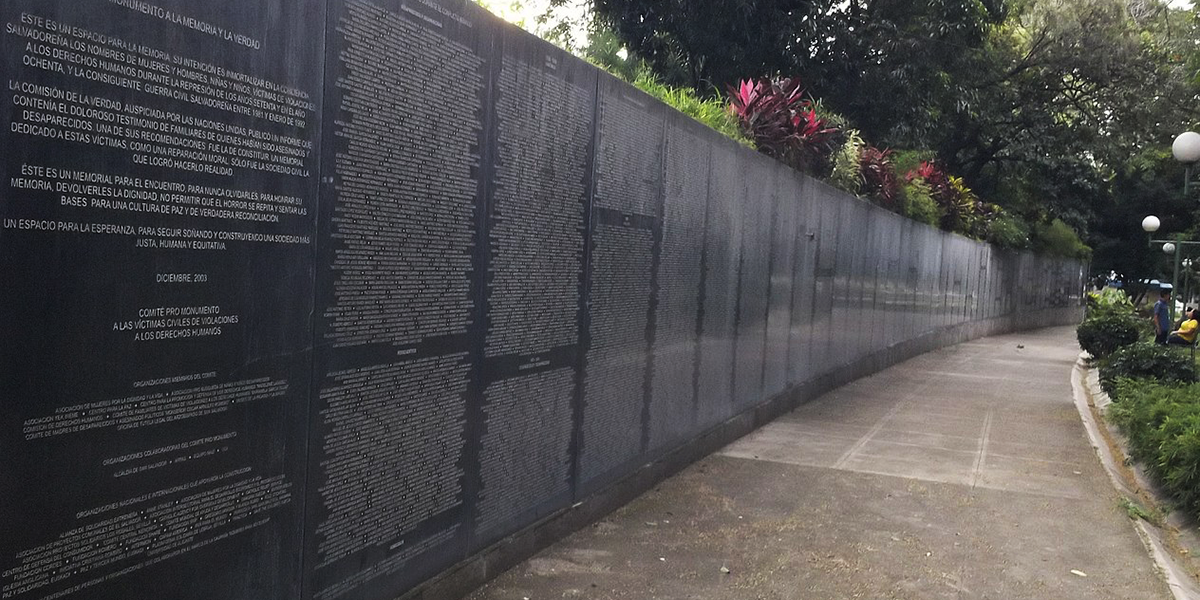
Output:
(1070, 352), (1200, 600)
(969, 408), (993, 490)
(832, 346), (986, 470)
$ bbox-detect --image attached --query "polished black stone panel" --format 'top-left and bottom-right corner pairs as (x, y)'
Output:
(884, 211), (906, 346)
(861, 204), (884, 357)
(733, 155), (774, 409)
(788, 174), (817, 387)
(811, 185), (841, 378)
(847, 200), (872, 360)
(471, 22), (595, 550)
(306, 1), (493, 598)
(945, 237), (962, 326)
(831, 188), (858, 369)
(871, 209), (894, 349)
(578, 74), (663, 492)
(923, 226), (941, 333)
(648, 113), (710, 453)
(764, 165), (797, 399)
(911, 224), (929, 334)
(937, 235), (952, 329)
(955, 237), (973, 324)
(969, 245), (983, 317)
(0, 2), (323, 600)
(898, 218), (916, 342)
(696, 139), (744, 431)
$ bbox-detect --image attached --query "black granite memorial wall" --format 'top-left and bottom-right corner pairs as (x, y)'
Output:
(0, 1), (1086, 599)
(0, 1), (322, 599)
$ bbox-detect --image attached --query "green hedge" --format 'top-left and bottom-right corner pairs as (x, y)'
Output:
(1098, 342), (1198, 396)
(1077, 313), (1142, 359)
(1108, 379), (1200, 519)
(901, 179), (941, 227)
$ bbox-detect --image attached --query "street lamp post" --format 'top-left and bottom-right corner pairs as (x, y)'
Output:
(1174, 131), (1200, 198)
(1184, 258), (1194, 311)
(1142, 215), (1199, 323)
(1168, 239), (1182, 323)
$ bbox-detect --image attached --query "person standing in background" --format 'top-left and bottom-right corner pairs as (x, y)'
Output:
(1153, 288), (1172, 344)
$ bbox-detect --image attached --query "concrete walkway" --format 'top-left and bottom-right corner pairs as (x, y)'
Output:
(466, 327), (1170, 600)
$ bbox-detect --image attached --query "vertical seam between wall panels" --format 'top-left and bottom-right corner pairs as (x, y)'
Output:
(811, 197), (826, 377)
(459, 21), (501, 555)
(807, 191), (821, 379)
(641, 119), (666, 454)
(296, 3), (335, 597)
(867, 211), (881, 357)
(731, 222), (744, 405)
(692, 145), (713, 413)
(760, 174), (778, 393)
(785, 183), (803, 385)
(828, 200), (842, 375)
(568, 71), (602, 501)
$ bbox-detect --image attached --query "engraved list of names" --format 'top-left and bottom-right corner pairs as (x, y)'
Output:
(310, 1), (484, 599)
(475, 43), (592, 540)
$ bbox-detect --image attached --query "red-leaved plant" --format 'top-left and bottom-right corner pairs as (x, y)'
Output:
(728, 78), (806, 157)
(859, 146), (899, 210)
(908, 161), (953, 201)
(728, 77), (838, 173)
(906, 161), (987, 232)
(907, 161), (959, 229)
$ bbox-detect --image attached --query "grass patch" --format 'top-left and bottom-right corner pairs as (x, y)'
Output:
(632, 72), (751, 146)
(1119, 497), (1165, 526)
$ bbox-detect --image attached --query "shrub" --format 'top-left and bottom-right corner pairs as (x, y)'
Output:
(727, 77), (804, 157)
(1086, 287), (1135, 318)
(1032, 218), (1091, 260)
(1098, 342), (1198, 396)
(891, 149), (935, 176)
(633, 73), (749, 144)
(987, 211), (1030, 249)
(901, 179), (941, 227)
(1108, 379), (1200, 519)
(906, 161), (974, 232)
(728, 77), (838, 173)
(810, 98), (852, 131)
(944, 175), (982, 233)
(907, 161), (953, 198)
(829, 129), (864, 194)
(1077, 313), (1142, 359)
(788, 103), (840, 173)
(860, 146), (900, 211)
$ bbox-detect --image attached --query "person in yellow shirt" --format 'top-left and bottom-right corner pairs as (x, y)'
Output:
(1167, 308), (1198, 346)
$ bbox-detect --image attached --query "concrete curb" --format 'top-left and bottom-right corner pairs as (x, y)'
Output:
(1070, 353), (1200, 600)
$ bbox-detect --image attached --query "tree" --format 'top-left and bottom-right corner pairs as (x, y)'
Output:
(579, 0), (813, 90)
(569, 0), (1008, 138)
(936, 0), (1199, 240)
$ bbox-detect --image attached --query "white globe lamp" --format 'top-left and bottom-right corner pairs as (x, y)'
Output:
(1174, 131), (1200, 164)
(1142, 215), (1161, 233)
(1164, 242), (1177, 255)
(1177, 132), (1200, 198)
